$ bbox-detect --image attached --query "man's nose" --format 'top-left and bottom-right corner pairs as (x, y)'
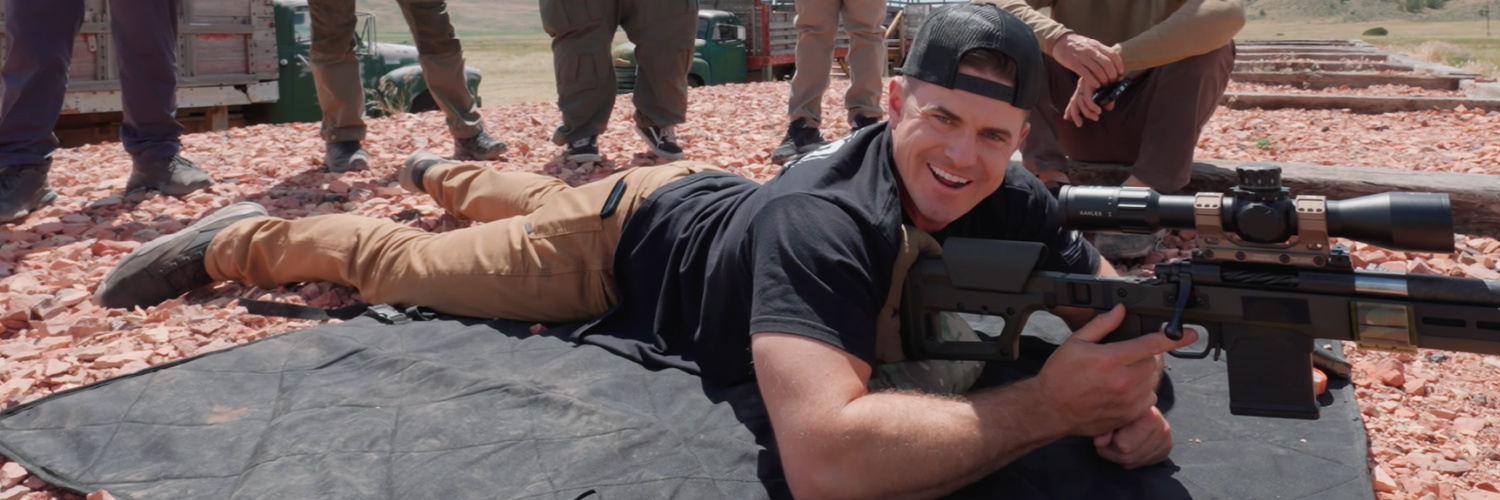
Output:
(944, 133), (978, 167)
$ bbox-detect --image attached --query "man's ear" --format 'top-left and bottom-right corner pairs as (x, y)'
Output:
(887, 79), (905, 129)
(1016, 120), (1031, 150)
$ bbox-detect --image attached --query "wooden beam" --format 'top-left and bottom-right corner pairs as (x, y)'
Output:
(1060, 159), (1500, 237)
(1237, 53), (1389, 62)
(206, 105), (229, 131)
(1220, 92), (1500, 114)
(1234, 61), (1414, 73)
(1231, 71), (1463, 90)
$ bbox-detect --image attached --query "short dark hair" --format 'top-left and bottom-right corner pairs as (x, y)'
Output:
(958, 48), (1018, 86)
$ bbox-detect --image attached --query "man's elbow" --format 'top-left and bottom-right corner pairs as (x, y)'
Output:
(1210, 0), (1247, 35)
(779, 440), (870, 500)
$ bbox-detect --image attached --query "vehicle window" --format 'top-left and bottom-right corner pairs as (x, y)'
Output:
(697, 18), (709, 40)
(293, 8), (310, 43)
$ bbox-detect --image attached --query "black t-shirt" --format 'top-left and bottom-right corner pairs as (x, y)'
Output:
(573, 124), (1100, 387)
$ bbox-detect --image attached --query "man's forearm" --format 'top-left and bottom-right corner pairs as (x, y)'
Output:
(971, 0), (1070, 55)
(1118, 0), (1245, 72)
(791, 379), (1070, 500)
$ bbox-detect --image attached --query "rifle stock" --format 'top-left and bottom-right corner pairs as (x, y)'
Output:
(900, 238), (1500, 420)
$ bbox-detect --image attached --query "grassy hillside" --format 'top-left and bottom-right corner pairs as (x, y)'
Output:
(355, 0), (543, 41)
(1245, 0), (1494, 23)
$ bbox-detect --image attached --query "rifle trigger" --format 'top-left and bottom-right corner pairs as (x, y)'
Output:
(1164, 276), (1192, 341)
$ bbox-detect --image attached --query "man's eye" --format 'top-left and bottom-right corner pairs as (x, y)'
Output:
(933, 115), (953, 125)
(985, 133), (1006, 143)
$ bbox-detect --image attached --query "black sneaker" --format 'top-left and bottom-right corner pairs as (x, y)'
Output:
(400, 150), (455, 194)
(453, 130), (508, 161)
(0, 164), (57, 224)
(325, 141), (369, 172)
(770, 118), (825, 165)
(564, 136), (602, 163)
(634, 124), (684, 161)
(851, 114), (881, 131)
(94, 202), (269, 310)
(127, 155), (214, 196)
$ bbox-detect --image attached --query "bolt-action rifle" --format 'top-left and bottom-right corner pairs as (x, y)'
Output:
(899, 163), (1500, 419)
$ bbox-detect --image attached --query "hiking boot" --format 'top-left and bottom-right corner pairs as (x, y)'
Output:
(94, 201), (270, 310)
(851, 114), (880, 132)
(564, 136), (602, 163)
(1091, 230), (1165, 262)
(453, 130), (508, 161)
(635, 124), (684, 160)
(400, 150), (455, 194)
(770, 118), (825, 165)
(0, 164), (57, 224)
(127, 155), (214, 197)
(325, 141), (369, 172)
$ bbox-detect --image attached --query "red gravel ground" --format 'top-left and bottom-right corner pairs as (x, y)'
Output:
(1, 79), (1498, 500)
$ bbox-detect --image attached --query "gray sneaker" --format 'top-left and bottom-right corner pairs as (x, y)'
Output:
(325, 141), (369, 173)
(0, 164), (57, 224)
(400, 150), (455, 194)
(1091, 231), (1164, 261)
(127, 155), (214, 196)
(94, 202), (270, 310)
(453, 131), (508, 161)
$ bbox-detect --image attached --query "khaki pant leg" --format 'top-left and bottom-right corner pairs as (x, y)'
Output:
(309, 0), (366, 143)
(420, 161), (569, 222)
(840, 0), (886, 122)
(397, 0), (483, 139)
(786, 0), (842, 126)
(620, 0), (697, 129)
(205, 162), (724, 321)
(540, 0), (620, 145)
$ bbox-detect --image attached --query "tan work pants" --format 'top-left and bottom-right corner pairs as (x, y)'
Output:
(205, 163), (720, 322)
(1021, 44), (1235, 194)
(786, 0), (886, 126)
(540, 0), (697, 145)
(309, 0), (483, 143)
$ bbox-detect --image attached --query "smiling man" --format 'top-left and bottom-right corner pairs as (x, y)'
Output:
(96, 4), (1195, 498)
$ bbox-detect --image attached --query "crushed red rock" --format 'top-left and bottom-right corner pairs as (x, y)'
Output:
(0, 78), (1497, 499)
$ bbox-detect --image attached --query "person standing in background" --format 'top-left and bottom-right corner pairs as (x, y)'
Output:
(540, 0), (696, 163)
(0, 0), (215, 224)
(309, 0), (508, 172)
(769, 0), (888, 166)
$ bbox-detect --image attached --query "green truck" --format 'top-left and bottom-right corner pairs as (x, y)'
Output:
(0, 0), (480, 147)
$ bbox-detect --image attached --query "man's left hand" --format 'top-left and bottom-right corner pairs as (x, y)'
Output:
(1093, 406), (1173, 469)
(1064, 79), (1115, 128)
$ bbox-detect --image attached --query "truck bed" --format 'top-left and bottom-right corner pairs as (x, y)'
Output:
(0, 0), (278, 115)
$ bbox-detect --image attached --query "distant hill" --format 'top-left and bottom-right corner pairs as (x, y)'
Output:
(355, 0), (543, 40)
(1245, 0), (1493, 23)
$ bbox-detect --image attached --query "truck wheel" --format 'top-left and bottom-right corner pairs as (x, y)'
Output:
(688, 75), (704, 87)
(408, 91), (439, 113)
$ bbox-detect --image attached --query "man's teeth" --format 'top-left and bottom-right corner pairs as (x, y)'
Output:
(929, 165), (970, 185)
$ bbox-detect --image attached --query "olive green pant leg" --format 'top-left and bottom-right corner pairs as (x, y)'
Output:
(309, 0), (366, 143)
(619, 0), (696, 129)
(786, 0), (841, 126)
(397, 0), (484, 139)
(540, 0), (620, 145)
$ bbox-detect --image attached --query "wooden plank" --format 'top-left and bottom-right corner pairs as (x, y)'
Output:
(1230, 71), (1463, 91)
(205, 105), (229, 131)
(1236, 46), (1381, 54)
(1238, 53), (1390, 62)
(1236, 39), (1359, 46)
(1060, 159), (1500, 238)
(1220, 92), (1500, 114)
(1234, 61), (1414, 73)
(60, 85), (253, 114)
(192, 33), (250, 75)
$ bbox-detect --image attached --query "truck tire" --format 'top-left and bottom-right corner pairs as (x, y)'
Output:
(688, 75), (704, 87)
(408, 91), (439, 113)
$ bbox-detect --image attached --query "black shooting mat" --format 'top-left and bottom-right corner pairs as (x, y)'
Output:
(0, 313), (1371, 500)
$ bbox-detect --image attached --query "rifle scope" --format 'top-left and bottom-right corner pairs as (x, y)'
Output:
(1057, 163), (1454, 253)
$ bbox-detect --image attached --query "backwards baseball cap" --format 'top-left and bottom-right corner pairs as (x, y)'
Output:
(897, 2), (1044, 109)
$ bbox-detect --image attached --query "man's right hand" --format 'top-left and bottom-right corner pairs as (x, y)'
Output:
(1052, 32), (1125, 88)
(1032, 304), (1198, 437)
